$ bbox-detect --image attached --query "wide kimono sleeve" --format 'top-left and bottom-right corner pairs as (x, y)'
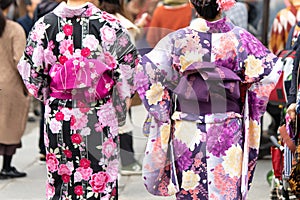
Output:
(238, 30), (282, 197)
(134, 34), (179, 123)
(17, 17), (50, 102)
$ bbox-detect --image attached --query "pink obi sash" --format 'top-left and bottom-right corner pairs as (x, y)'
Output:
(49, 57), (114, 101)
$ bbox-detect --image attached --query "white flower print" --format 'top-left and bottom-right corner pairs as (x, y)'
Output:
(82, 34), (99, 51)
(49, 118), (62, 133)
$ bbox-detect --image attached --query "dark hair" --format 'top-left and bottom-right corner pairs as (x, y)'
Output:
(191, 0), (220, 20)
(0, 9), (5, 37)
(99, 0), (133, 21)
(0, 0), (15, 37)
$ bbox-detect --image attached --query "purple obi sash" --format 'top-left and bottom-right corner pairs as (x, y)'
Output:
(172, 62), (241, 114)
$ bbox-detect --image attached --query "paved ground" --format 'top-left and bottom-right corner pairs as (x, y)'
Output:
(0, 105), (273, 200)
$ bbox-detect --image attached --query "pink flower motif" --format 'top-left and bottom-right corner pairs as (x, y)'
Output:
(76, 167), (93, 181)
(102, 138), (117, 158)
(71, 133), (82, 144)
(58, 163), (72, 176)
(106, 159), (119, 181)
(26, 46), (34, 55)
(89, 172), (110, 193)
(63, 24), (73, 36)
(71, 115), (88, 130)
(62, 174), (71, 183)
(74, 185), (84, 196)
(46, 183), (55, 199)
(119, 36), (128, 47)
(46, 153), (59, 172)
(63, 149), (72, 158)
(47, 40), (55, 50)
(101, 26), (116, 45)
(102, 12), (118, 23)
(119, 64), (133, 80)
(94, 122), (103, 132)
(79, 158), (91, 169)
(55, 111), (64, 121)
(104, 52), (116, 69)
(124, 54), (133, 63)
(216, 0), (235, 11)
(59, 39), (73, 55)
(81, 47), (91, 57)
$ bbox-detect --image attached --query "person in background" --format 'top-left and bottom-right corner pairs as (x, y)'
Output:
(17, 0), (42, 126)
(17, 0), (138, 199)
(0, 0), (29, 179)
(146, 0), (193, 48)
(223, 0), (248, 30)
(269, 0), (300, 55)
(134, 0), (281, 199)
(99, 0), (144, 175)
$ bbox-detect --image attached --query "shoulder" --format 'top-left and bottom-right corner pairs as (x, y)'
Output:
(7, 20), (25, 35)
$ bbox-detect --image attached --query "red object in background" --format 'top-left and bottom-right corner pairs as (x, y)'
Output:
(271, 146), (284, 179)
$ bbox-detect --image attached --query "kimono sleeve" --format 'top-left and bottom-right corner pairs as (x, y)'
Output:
(134, 35), (179, 122)
(240, 31), (281, 121)
(17, 17), (49, 102)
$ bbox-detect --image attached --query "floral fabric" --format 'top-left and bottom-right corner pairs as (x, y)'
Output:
(134, 17), (281, 199)
(17, 2), (138, 200)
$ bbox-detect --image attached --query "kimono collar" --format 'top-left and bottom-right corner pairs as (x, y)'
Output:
(189, 17), (234, 33)
(53, 1), (99, 18)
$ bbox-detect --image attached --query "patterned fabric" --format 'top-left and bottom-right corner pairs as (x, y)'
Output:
(269, 4), (300, 55)
(17, 2), (138, 199)
(134, 17), (281, 199)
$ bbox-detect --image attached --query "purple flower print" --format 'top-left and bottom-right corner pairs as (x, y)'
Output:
(215, 56), (237, 71)
(248, 91), (265, 121)
(173, 139), (193, 171)
(134, 71), (149, 99)
(240, 31), (266, 57)
(207, 123), (234, 157)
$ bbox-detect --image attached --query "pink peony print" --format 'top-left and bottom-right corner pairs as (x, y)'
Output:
(102, 138), (117, 158)
(118, 36), (128, 47)
(62, 24), (73, 36)
(46, 153), (59, 172)
(55, 111), (64, 121)
(71, 133), (82, 144)
(79, 158), (91, 169)
(81, 47), (91, 57)
(74, 185), (84, 196)
(102, 12), (118, 23)
(71, 114), (88, 130)
(106, 159), (119, 181)
(58, 163), (72, 176)
(46, 183), (55, 199)
(104, 52), (116, 69)
(63, 149), (72, 158)
(89, 172), (110, 193)
(76, 167), (93, 181)
(100, 26), (116, 45)
(62, 174), (71, 183)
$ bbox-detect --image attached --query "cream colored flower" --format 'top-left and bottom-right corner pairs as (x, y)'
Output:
(222, 144), (242, 178)
(248, 119), (260, 148)
(145, 82), (164, 105)
(160, 123), (171, 151)
(179, 51), (203, 72)
(174, 120), (200, 151)
(167, 182), (177, 195)
(244, 55), (264, 78)
(182, 170), (200, 190)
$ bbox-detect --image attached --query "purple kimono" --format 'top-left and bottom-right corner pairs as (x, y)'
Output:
(17, 2), (138, 200)
(134, 17), (281, 199)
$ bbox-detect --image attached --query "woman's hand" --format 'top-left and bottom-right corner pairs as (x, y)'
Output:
(287, 103), (297, 121)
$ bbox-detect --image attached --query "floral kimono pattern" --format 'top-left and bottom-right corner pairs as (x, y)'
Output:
(17, 2), (138, 200)
(134, 18), (281, 200)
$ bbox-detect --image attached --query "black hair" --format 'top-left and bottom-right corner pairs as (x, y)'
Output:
(99, 0), (133, 21)
(0, 0), (15, 37)
(191, 0), (220, 21)
(0, 9), (5, 37)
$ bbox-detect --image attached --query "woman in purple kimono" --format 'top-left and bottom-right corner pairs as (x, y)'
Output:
(134, 0), (282, 199)
(17, 0), (138, 199)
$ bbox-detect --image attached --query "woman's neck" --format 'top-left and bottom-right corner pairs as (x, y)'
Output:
(67, 0), (89, 7)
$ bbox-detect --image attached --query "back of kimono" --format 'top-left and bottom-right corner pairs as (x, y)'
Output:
(17, 2), (138, 199)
